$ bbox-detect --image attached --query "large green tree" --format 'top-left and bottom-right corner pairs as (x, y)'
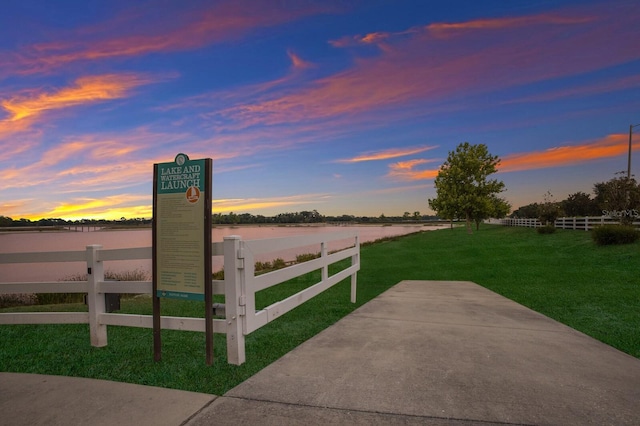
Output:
(428, 142), (506, 233)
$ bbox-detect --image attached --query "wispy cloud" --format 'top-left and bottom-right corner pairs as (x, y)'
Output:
(329, 29), (416, 48)
(335, 145), (437, 163)
(329, 12), (590, 47)
(0, 128), (187, 192)
(212, 193), (331, 214)
(503, 74), (640, 104)
(426, 14), (593, 38)
(365, 183), (432, 195)
(1, 1), (333, 77)
(287, 50), (314, 70)
(217, 4), (638, 129)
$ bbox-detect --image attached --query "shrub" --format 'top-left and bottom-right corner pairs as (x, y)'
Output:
(254, 258), (287, 274)
(36, 292), (84, 305)
(212, 269), (224, 280)
(295, 252), (320, 263)
(35, 269), (151, 305)
(0, 293), (37, 308)
(537, 224), (556, 234)
(271, 258), (287, 270)
(592, 225), (640, 246)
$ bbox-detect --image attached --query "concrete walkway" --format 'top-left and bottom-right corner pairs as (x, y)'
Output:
(2, 280), (640, 425)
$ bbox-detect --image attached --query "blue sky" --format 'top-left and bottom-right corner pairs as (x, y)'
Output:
(1, 0), (639, 220)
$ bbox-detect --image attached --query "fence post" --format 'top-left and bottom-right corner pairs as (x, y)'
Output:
(224, 236), (245, 365)
(351, 235), (359, 303)
(321, 241), (328, 283)
(86, 245), (107, 347)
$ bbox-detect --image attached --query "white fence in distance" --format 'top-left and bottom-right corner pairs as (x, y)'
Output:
(497, 216), (640, 231)
(0, 231), (360, 365)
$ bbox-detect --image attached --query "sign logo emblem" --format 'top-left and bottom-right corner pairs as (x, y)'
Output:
(186, 186), (200, 203)
(176, 154), (187, 166)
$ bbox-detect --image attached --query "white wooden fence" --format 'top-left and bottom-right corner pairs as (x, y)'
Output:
(498, 216), (640, 231)
(0, 231), (360, 365)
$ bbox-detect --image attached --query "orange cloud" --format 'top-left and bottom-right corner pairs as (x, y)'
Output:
(384, 134), (635, 183)
(335, 145), (437, 163)
(0, 199), (35, 219)
(500, 134), (631, 172)
(18, 192), (332, 221)
(36, 194), (152, 221)
(386, 159), (439, 181)
(1, 74), (152, 123)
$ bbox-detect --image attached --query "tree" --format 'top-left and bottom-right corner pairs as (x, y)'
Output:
(562, 192), (599, 217)
(511, 202), (540, 218)
(538, 191), (562, 226)
(428, 142), (505, 233)
(473, 195), (511, 230)
(594, 173), (640, 225)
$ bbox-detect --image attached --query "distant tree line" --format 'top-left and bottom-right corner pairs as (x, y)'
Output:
(212, 210), (439, 224)
(512, 173), (640, 225)
(0, 209), (441, 228)
(0, 217), (152, 228)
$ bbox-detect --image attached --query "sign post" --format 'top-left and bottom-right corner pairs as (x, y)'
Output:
(152, 153), (213, 364)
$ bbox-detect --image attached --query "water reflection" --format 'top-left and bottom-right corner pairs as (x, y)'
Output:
(0, 224), (445, 282)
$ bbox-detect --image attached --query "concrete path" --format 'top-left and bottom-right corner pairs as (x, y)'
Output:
(0, 372), (215, 426)
(2, 281), (640, 425)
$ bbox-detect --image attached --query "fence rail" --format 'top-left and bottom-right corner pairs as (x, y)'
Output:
(497, 216), (640, 231)
(0, 232), (359, 365)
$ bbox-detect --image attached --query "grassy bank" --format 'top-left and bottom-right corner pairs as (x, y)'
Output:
(1, 225), (638, 394)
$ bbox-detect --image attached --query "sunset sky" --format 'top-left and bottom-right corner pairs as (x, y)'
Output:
(1, 0), (639, 221)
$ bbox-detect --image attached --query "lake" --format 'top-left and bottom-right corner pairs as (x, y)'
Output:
(0, 224), (446, 282)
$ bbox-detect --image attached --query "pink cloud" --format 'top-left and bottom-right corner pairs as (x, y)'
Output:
(335, 145), (437, 163)
(218, 3), (639, 128)
(426, 14), (593, 38)
(503, 74), (640, 104)
(287, 50), (314, 70)
(0, 1), (334, 77)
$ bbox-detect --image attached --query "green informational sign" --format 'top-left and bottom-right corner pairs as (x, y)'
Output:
(153, 153), (211, 301)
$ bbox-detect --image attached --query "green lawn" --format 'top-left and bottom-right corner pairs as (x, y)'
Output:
(1, 225), (638, 395)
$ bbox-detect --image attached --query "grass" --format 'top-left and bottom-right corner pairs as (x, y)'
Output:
(1, 225), (639, 395)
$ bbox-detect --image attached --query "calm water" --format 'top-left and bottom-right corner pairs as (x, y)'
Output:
(0, 224), (445, 282)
